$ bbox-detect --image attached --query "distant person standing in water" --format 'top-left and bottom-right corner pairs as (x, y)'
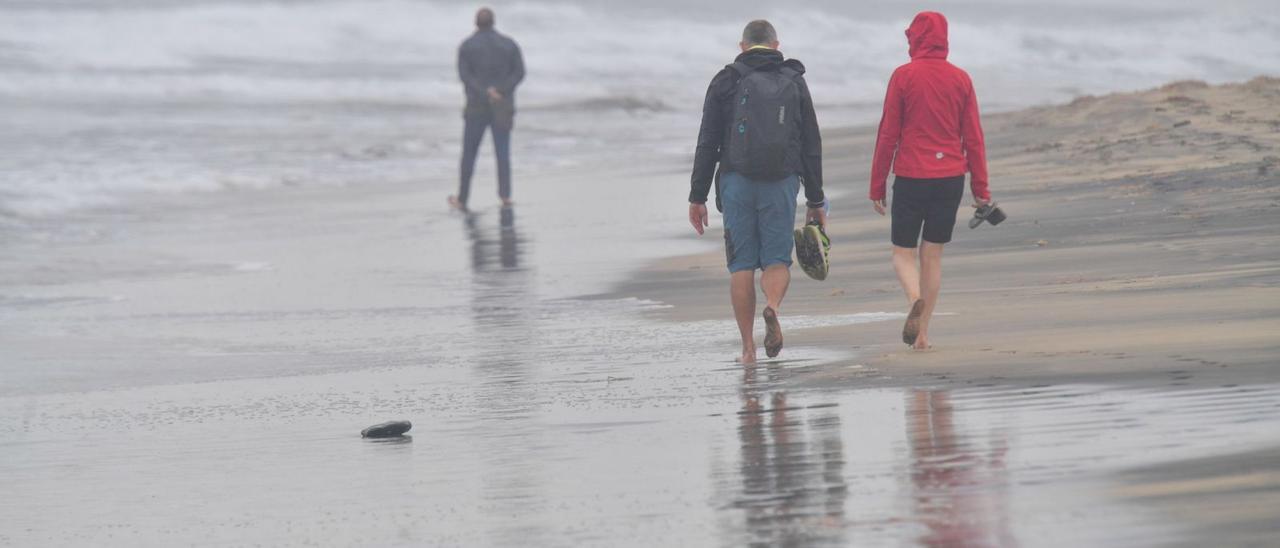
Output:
(450, 7), (524, 211)
(869, 11), (991, 350)
(688, 20), (826, 364)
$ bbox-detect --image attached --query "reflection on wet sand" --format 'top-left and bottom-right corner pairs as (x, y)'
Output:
(467, 205), (522, 273)
(906, 390), (1014, 547)
(464, 207), (546, 545)
(732, 364), (848, 546)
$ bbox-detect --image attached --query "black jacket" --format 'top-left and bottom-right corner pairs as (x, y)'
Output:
(689, 48), (824, 208)
(457, 29), (525, 115)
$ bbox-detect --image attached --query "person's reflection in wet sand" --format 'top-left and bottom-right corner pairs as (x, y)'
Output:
(734, 364), (848, 546)
(466, 205), (521, 273)
(906, 389), (1013, 547)
(463, 206), (545, 545)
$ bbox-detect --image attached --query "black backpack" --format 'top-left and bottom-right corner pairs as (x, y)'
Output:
(724, 61), (803, 182)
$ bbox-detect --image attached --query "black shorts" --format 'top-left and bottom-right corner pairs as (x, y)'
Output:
(891, 175), (965, 248)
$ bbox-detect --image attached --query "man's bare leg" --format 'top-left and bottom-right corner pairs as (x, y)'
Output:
(731, 270), (757, 363)
(915, 242), (944, 349)
(760, 264), (790, 358)
(760, 264), (790, 312)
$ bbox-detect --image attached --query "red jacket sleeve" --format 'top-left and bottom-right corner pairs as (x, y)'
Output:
(960, 76), (990, 201)
(869, 72), (903, 201)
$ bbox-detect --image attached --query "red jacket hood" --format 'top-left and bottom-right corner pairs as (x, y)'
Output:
(907, 11), (948, 60)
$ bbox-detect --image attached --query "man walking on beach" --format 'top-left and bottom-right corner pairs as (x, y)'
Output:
(688, 20), (826, 364)
(450, 7), (524, 211)
(869, 11), (991, 350)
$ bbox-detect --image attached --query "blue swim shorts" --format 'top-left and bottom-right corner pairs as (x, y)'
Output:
(720, 171), (801, 273)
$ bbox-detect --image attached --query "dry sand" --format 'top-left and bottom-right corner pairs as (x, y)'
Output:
(620, 76), (1280, 388)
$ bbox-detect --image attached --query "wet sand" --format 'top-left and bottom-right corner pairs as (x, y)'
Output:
(615, 77), (1280, 544)
(3, 79), (1279, 546)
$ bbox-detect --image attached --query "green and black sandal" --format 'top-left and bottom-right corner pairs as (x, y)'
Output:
(794, 221), (830, 281)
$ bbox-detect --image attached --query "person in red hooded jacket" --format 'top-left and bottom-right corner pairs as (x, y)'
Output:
(869, 11), (992, 350)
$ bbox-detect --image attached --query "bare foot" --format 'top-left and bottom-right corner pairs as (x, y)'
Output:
(740, 347), (757, 364)
(763, 307), (783, 358)
(448, 195), (467, 211)
(903, 299), (924, 346)
(500, 198), (514, 208)
(912, 335), (933, 351)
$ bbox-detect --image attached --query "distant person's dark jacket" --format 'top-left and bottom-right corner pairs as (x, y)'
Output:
(457, 28), (525, 118)
(690, 48), (824, 208)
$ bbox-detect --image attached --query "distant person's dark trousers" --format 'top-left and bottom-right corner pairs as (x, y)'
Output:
(458, 110), (511, 206)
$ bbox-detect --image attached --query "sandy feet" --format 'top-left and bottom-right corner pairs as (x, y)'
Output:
(763, 307), (783, 358)
(903, 299), (924, 346)
(912, 336), (934, 351)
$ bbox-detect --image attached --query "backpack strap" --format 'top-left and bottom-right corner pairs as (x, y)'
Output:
(727, 61), (753, 77)
(715, 62), (752, 212)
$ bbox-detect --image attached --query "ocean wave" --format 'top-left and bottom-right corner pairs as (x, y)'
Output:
(526, 96), (672, 113)
(1, 0), (1278, 220)
(1, 1), (1276, 106)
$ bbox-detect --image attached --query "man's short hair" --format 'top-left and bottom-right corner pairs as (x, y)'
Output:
(476, 7), (495, 29)
(742, 19), (777, 46)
